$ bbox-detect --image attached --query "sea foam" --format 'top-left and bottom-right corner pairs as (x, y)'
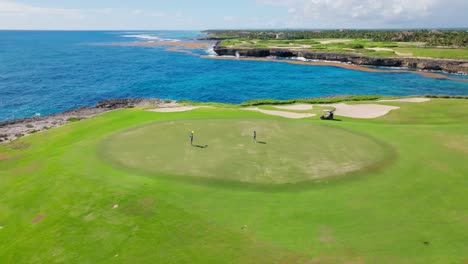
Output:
(121, 34), (180, 42)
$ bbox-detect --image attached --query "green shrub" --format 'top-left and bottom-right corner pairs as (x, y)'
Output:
(351, 44), (364, 49)
(67, 117), (81, 122)
(241, 95), (381, 106)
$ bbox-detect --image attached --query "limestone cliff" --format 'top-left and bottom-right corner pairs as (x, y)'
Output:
(214, 45), (468, 73)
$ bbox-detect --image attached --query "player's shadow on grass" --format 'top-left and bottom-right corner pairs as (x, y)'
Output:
(256, 141), (267, 144)
(193, 144), (208, 148)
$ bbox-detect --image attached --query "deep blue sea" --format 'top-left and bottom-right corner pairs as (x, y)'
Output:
(0, 30), (467, 122)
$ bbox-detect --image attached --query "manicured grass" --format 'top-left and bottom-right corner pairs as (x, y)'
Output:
(0, 99), (467, 263)
(101, 119), (389, 184)
(393, 47), (468, 59)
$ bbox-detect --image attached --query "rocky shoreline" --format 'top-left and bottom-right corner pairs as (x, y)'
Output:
(213, 44), (468, 74)
(0, 98), (166, 144)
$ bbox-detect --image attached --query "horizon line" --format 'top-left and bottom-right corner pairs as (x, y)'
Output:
(1, 27), (468, 31)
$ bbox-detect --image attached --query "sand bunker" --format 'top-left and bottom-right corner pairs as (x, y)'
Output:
(245, 108), (315, 119)
(323, 103), (400, 119)
(319, 39), (352, 44)
(148, 106), (200, 113)
(378, 98), (430, 103)
(273, 104), (313, 111)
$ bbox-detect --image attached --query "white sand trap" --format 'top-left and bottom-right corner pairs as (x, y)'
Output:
(245, 108), (315, 119)
(367, 47), (394, 52)
(378, 98), (430, 103)
(148, 106), (200, 113)
(323, 103), (400, 119)
(273, 104), (313, 111)
(320, 39), (352, 44)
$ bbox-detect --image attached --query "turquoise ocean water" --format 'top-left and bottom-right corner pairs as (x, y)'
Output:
(0, 30), (467, 122)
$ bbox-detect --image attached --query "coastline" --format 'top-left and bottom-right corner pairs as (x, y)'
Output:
(94, 39), (468, 81)
(201, 55), (468, 83)
(2, 95), (467, 144)
(213, 44), (468, 75)
(0, 99), (165, 144)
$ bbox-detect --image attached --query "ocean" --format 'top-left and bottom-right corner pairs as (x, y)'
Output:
(0, 30), (467, 122)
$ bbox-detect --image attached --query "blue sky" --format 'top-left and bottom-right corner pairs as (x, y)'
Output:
(0, 0), (467, 30)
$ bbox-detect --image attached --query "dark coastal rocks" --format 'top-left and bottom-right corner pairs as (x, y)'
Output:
(0, 98), (165, 144)
(96, 98), (162, 109)
(213, 46), (468, 73)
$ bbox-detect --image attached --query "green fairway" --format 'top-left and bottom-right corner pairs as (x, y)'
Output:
(101, 119), (389, 184)
(0, 99), (467, 263)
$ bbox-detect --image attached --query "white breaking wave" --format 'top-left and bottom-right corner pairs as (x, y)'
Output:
(205, 45), (217, 56)
(121, 34), (180, 42)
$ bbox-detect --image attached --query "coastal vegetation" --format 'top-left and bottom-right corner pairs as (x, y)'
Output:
(0, 98), (467, 263)
(207, 29), (468, 47)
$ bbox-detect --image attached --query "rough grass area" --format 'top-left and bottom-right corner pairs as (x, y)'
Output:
(0, 99), (467, 263)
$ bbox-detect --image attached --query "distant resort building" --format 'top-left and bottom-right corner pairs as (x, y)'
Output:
(275, 33), (287, 39)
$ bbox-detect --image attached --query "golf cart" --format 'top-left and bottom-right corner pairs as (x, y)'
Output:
(320, 109), (335, 120)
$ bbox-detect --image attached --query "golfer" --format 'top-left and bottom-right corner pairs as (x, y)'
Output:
(253, 131), (256, 141)
(189, 131), (194, 145)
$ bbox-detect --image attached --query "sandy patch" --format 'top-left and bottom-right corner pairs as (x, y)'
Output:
(273, 104), (313, 111)
(268, 45), (311, 49)
(32, 214), (45, 223)
(0, 153), (9, 160)
(320, 39), (352, 44)
(323, 103), (400, 119)
(367, 47), (393, 52)
(378, 98), (430, 103)
(367, 48), (414, 57)
(245, 108), (315, 119)
(165, 47), (199, 56)
(147, 106), (200, 113)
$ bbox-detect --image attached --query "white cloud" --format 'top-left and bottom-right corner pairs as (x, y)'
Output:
(288, 7), (296, 14)
(131, 9), (165, 17)
(258, 0), (468, 28)
(224, 16), (236, 21)
(132, 9), (143, 15)
(0, 1), (111, 19)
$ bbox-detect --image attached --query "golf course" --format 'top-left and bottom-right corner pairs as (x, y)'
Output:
(0, 98), (467, 263)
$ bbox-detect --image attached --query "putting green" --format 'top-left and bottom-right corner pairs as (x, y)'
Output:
(100, 119), (390, 184)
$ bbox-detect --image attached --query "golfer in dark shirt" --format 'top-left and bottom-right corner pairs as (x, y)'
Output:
(253, 131), (256, 141)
